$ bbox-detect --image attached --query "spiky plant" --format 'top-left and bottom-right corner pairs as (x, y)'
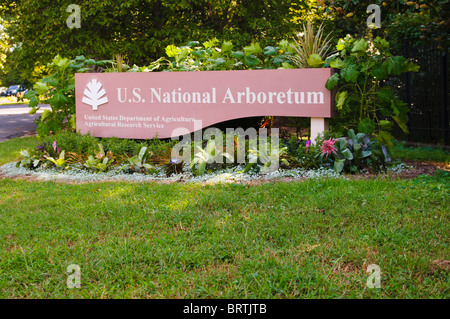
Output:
(289, 22), (334, 68)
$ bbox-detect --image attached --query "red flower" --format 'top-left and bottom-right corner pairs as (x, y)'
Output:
(321, 138), (337, 158)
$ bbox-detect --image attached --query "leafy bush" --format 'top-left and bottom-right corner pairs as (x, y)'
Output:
(83, 144), (115, 173)
(321, 129), (390, 174)
(326, 36), (419, 147)
(284, 136), (323, 170)
(190, 140), (234, 176)
(16, 149), (43, 170)
(120, 146), (158, 174)
(44, 150), (67, 170)
(25, 55), (114, 137)
(145, 38), (295, 72)
(41, 131), (101, 156)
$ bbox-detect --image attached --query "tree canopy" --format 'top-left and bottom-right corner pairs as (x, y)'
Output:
(0, 0), (318, 83)
(0, 0), (447, 86)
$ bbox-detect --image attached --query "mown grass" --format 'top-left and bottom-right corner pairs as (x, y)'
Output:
(0, 136), (40, 165)
(0, 137), (448, 299)
(391, 141), (450, 164)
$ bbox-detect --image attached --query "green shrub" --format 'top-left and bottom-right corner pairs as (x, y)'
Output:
(326, 36), (419, 147)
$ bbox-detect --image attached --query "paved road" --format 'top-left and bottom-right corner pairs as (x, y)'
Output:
(0, 104), (51, 142)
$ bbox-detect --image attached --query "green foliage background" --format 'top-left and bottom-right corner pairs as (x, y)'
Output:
(0, 0), (317, 85)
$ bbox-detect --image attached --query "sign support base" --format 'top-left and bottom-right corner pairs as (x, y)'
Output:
(311, 117), (329, 144)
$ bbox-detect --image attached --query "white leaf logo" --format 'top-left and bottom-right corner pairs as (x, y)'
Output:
(82, 79), (108, 111)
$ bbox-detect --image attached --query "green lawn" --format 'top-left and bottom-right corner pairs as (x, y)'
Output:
(0, 137), (448, 298)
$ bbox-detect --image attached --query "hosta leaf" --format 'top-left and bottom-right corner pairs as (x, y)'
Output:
(334, 159), (345, 173)
(341, 148), (354, 160)
(361, 150), (372, 158)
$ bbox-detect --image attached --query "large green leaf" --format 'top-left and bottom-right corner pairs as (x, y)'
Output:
(25, 89), (38, 99)
(393, 115), (409, 134)
(41, 76), (59, 87)
(243, 55), (261, 67)
(379, 120), (393, 130)
(361, 150), (372, 158)
(231, 51), (244, 59)
(334, 159), (345, 173)
(49, 92), (69, 108)
(40, 110), (51, 121)
(33, 82), (49, 95)
(351, 39), (368, 53)
(330, 58), (345, 69)
(263, 46), (277, 56)
(371, 65), (388, 79)
(244, 42), (262, 56)
(341, 64), (359, 83)
(281, 62), (295, 69)
(341, 148), (354, 160)
(28, 96), (39, 109)
(307, 54), (325, 68)
(221, 41), (233, 53)
(325, 73), (340, 90)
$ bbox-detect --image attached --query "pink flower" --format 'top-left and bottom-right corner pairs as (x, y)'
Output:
(306, 140), (312, 153)
(52, 141), (57, 152)
(321, 138), (337, 158)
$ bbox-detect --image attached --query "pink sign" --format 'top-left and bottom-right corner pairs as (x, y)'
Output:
(75, 68), (334, 139)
